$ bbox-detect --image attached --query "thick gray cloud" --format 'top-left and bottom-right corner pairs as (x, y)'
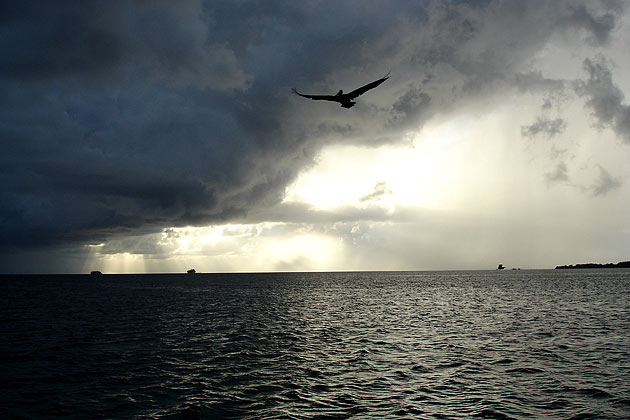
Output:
(521, 118), (567, 139)
(574, 56), (630, 143)
(0, 1), (250, 89)
(388, 81), (432, 129)
(545, 162), (571, 185)
(566, 3), (619, 44)
(240, 202), (417, 225)
(590, 165), (622, 196)
(359, 182), (392, 203)
(0, 0), (627, 264)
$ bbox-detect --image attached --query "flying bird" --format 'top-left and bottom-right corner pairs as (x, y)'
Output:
(292, 72), (390, 108)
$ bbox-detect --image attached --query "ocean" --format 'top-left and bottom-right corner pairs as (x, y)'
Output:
(2, 270), (630, 419)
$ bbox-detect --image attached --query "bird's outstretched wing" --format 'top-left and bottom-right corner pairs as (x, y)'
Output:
(346, 71), (390, 99)
(291, 88), (338, 102)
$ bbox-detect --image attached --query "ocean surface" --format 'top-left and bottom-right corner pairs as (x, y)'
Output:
(2, 270), (630, 419)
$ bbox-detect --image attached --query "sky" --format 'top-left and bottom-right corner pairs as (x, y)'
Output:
(1, 0), (629, 273)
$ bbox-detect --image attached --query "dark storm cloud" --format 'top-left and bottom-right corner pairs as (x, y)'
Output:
(0, 0), (626, 258)
(574, 56), (630, 143)
(0, 1), (249, 88)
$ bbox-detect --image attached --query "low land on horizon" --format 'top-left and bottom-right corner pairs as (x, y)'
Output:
(555, 261), (630, 269)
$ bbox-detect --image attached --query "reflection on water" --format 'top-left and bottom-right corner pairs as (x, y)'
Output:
(3, 270), (630, 419)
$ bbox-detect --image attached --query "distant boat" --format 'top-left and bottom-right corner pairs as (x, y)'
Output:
(497, 264), (505, 270)
(187, 269), (196, 274)
(90, 270), (103, 275)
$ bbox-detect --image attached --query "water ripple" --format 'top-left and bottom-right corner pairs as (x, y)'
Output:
(2, 270), (630, 419)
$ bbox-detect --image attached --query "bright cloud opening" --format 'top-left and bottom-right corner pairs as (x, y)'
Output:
(284, 105), (541, 213)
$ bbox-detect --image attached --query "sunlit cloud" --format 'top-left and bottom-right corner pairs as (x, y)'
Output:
(82, 223), (345, 273)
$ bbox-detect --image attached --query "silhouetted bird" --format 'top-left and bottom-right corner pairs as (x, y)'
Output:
(292, 72), (390, 108)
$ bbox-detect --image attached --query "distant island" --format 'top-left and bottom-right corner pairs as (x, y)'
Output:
(555, 261), (630, 269)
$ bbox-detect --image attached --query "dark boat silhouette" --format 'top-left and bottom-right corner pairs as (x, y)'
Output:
(90, 270), (103, 275)
(187, 269), (196, 274)
(292, 72), (390, 108)
(497, 264), (505, 270)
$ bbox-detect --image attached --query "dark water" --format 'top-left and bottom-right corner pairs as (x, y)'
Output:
(2, 270), (630, 419)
